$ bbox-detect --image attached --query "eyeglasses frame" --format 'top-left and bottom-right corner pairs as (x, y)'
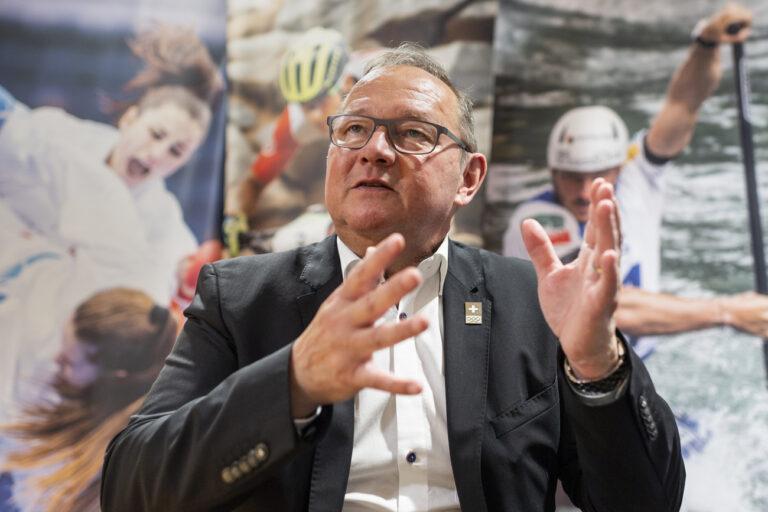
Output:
(326, 113), (472, 154)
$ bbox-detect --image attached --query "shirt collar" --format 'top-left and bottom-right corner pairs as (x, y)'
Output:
(336, 236), (449, 295)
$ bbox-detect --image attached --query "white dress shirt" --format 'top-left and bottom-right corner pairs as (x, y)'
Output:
(337, 237), (460, 512)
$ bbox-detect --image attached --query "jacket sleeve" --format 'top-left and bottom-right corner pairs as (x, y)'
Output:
(100, 263), (325, 511)
(558, 344), (685, 512)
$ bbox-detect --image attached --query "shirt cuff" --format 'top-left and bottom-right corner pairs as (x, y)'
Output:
(293, 406), (322, 436)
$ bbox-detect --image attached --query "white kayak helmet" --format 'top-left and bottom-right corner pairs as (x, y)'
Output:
(547, 106), (628, 172)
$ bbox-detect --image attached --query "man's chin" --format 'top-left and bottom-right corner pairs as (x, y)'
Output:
(336, 217), (399, 244)
(570, 206), (590, 223)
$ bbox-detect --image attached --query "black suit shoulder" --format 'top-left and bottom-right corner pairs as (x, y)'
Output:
(197, 235), (340, 322)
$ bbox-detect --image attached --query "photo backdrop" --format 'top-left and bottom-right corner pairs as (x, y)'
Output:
(487, 1), (768, 510)
(0, 1), (226, 510)
(1, 0), (766, 510)
(223, 0), (495, 255)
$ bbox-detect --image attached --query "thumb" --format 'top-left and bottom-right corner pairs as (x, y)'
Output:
(521, 218), (562, 278)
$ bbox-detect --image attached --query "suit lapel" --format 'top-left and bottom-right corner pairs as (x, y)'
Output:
(443, 241), (490, 511)
(294, 236), (355, 512)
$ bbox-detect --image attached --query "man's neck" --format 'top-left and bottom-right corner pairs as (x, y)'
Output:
(337, 231), (447, 278)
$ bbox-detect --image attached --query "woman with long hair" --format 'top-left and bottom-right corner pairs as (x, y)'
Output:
(0, 287), (177, 512)
(0, 24), (224, 306)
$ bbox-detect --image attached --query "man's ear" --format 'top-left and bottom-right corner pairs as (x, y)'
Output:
(117, 105), (140, 130)
(455, 152), (487, 207)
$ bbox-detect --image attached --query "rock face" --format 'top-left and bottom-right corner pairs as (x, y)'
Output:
(226, 0), (496, 249)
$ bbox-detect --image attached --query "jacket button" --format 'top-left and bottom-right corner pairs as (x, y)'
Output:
(247, 449), (259, 468)
(221, 466), (235, 484)
(254, 442), (269, 462)
(238, 457), (252, 474)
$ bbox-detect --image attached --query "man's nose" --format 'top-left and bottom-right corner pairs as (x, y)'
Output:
(578, 177), (595, 197)
(360, 125), (396, 163)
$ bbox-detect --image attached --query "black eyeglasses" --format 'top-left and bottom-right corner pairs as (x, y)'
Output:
(327, 114), (472, 155)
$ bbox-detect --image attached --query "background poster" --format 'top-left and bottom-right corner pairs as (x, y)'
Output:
(223, 0), (495, 256)
(0, 1), (226, 510)
(487, 1), (768, 510)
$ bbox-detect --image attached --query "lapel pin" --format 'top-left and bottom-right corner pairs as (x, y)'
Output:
(465, 302), (482, 325)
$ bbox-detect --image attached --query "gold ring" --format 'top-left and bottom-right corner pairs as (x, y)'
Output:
(592, 263), (602, 275)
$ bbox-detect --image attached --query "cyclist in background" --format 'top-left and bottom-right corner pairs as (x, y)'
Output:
(225, 29), (388, 256)
(224, 28), (349, 253)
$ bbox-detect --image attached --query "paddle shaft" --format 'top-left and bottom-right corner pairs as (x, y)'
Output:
(732, 41), (768, 387)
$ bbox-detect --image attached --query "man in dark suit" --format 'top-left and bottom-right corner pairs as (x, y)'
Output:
(101, 44), (684, 511)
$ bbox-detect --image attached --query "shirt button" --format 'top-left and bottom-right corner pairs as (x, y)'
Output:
(399, 312), (407, 320)
(406, 451), (417, 464)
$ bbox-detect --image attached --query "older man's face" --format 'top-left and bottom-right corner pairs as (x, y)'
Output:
(325, 65), (468, 255)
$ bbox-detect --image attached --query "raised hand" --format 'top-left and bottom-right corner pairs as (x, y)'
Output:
(289, 233), (428, 417)
(522, 178), (621, 380)
(697, 3), (753, 44)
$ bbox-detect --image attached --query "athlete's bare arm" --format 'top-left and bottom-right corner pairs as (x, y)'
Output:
(646, 3), (752, 158)
(617, 285), (768, 338)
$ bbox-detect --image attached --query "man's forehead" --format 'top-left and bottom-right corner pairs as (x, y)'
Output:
(354, 64), (439, 86)
(342, 65), (457, 119)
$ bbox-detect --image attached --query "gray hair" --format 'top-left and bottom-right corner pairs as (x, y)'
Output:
(361, 42), (477, 155)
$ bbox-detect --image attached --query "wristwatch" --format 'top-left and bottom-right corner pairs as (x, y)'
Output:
(564, 338), (630, 406)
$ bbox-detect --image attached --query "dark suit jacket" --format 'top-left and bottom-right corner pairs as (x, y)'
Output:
(101, 235), (684, 511)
